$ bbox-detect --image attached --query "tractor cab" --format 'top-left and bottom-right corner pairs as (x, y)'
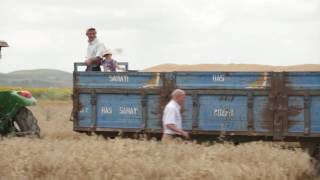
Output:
(0, 41), (9, 59)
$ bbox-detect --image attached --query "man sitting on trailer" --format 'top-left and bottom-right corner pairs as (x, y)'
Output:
(162, 89), (190, 141)
(84, 27), (106, 71)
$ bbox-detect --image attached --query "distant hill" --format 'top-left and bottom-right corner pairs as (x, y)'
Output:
(143, 64), (320, 72)
(0, 69), (72, 88)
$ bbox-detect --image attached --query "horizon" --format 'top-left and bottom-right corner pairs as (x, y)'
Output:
(2, 63), (320, 74)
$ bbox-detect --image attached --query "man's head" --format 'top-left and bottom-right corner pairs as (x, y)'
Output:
(171, 89), (186, 106)
(86, 28), (97, 42)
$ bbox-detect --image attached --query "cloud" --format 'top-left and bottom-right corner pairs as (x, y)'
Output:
(0, 0), (319, 73)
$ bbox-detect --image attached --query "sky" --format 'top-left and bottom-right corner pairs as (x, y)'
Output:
(0, 0), (319, 73)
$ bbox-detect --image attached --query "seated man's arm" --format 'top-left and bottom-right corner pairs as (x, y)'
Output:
(86, 42), (106, 65)
(85, 56), (102, 65)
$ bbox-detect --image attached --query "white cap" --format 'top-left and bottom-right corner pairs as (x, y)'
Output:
(102, 49), (112, 56)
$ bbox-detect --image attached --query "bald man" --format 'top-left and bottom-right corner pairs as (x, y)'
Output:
(162, 89), (190, 140)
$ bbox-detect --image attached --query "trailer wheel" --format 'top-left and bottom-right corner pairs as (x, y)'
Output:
(300, 142), (320, 176)
(300, 142), (320, 158)
(13, 107), (40, 137)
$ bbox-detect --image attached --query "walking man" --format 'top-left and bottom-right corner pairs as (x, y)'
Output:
(162, 89), (190, 140)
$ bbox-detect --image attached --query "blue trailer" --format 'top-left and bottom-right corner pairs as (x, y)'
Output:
(72, 62), (320, 142)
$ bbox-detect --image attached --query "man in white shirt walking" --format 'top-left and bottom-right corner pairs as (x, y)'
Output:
(84, 28), (106, 71)
(162, 89), (190, 140)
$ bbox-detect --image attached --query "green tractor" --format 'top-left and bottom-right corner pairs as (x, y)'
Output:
(0, 41), (40, 137)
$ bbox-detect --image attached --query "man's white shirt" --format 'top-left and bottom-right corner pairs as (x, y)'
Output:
(162, 100), (182, 135)
(87, 38), (106, 58)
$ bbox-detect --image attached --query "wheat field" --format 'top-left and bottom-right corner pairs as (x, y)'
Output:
(0, 100), (317, 180)
(0, 86), (71, 100)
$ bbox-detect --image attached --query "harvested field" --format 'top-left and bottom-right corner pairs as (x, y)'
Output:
(0, 100), (316, 180)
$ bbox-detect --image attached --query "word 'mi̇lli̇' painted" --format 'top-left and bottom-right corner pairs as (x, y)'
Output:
(100, 106), (139, 115)
(212, 73), (225, 82)
(109, 75), (129, 82)
(213, 108), (234, 118)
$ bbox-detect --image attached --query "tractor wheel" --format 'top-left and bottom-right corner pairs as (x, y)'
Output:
(13, 107), (40, 137)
